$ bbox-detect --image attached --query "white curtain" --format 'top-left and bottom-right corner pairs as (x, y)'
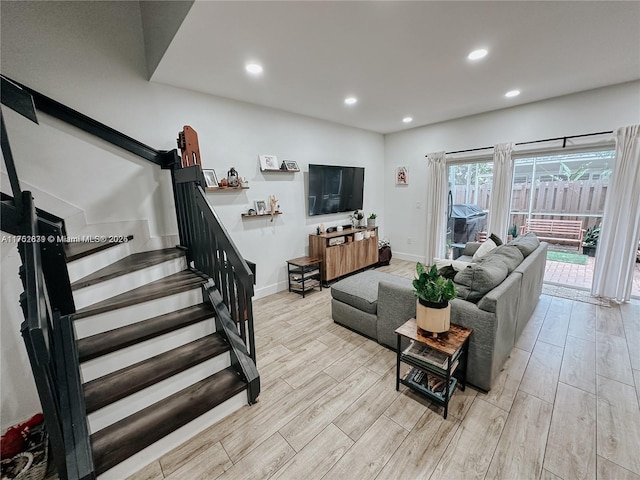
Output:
(486, 143), (514, 240)
(425, 151), (448, 263)
(592, 125), (640, 302)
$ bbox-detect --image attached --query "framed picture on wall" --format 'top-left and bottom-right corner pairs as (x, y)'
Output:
(259, 155), (279, 171)
(396, 166), (408, 185)
(202, 169), (218, 187)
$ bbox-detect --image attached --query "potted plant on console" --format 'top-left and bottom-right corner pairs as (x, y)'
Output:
(582, 224), (600, 257)
(367, 213), (377, 228)
(413, 263), (457, 337)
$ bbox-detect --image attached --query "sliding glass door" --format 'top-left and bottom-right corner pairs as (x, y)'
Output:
(510, 150), (616, 290)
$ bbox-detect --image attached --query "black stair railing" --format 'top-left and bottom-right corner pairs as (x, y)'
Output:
(172, 165), (259, 403)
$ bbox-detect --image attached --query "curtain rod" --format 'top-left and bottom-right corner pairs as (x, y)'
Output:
(433, 130), (614, 156)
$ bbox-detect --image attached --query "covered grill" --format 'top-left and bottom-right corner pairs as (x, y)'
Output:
(448, 204), (487, 245)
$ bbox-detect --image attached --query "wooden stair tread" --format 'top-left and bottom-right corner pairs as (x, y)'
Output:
(64, 235), (133, 262)
(77, 303), (216, 362)
(71, 248), (186, 290)
(72, 270), (207, 320)
(91, 366), (246, 475)
(84, 333), (229, 413)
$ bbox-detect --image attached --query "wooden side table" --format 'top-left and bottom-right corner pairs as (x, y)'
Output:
(395, 319), (472, 419)
(286, 257), (322, 298)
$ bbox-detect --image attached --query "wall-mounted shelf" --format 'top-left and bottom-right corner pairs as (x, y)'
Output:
(206, 186), (249, 192)
(260, 168), (299, 173)
(241, 211), (283, 219)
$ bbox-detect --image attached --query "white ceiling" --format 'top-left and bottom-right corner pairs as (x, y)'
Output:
(151, 1), (640, 134)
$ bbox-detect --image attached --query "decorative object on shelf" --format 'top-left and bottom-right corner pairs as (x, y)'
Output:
(259, 154), (279, 171)
(413, 262), (457, 336)
(248, 208), (256, 215)
(202, 169), (218, 188)
(239, 177), (249, 188)
(367, 213), (377, 227)
(396, 166), (409, 185)
(582, 224), (600, 257)
(255, 200), (266, 215)
(219, 178), (228, 187)
(350, 209), (364, 228)
(227, 167), (239, 187)
(284, 160), (300, 171)
(177, 125), (201, 168)
(269, 195), (279, 222)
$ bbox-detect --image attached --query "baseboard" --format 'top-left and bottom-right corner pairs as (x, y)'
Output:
(392, 251), (424, 263)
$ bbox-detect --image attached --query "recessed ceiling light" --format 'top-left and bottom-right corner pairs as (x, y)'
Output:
(505, 89), (521, 98)
(245, 63), (263, 75)
(468, 49), (488, 61)
(402, 117), (413, 123)
(344, 97), (358, 105)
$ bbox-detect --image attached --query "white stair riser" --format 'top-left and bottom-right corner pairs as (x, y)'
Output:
(73, 257), (187, 310)
(74, 288), (203, 339)
(67, 241), (133, 283)
(80, 320), (216, 382)
(97, 391), (247, 480)
(88, 353), (231, 432)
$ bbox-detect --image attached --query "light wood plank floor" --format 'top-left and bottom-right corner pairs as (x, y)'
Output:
(130, 259), (640, 480)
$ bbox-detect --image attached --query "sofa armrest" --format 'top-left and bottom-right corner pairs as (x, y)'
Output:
(463, 242), (482, 257)
(377, 281), (416, 350)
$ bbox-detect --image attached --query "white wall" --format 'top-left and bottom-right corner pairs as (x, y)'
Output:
(0, 1), (384, 429)
(384, 81), (640, 262)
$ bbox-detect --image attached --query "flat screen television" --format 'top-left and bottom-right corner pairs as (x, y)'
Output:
(308, 164), (364, 216)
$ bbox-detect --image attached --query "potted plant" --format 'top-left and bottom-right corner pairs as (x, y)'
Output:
(413, 262), (457, 336)
(367, 213), (377, 227)
(507, 223), (519, 242)
(582, 224), (600, 257)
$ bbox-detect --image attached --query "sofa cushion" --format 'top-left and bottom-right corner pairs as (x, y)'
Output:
(508, 232), (540, 257)
(453, 255), (509, 303)
(489, 245), (524, 273)
(331, 270), (409, 314)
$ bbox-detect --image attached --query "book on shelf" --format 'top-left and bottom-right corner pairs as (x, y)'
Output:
(403, 367), (455, 400)
(289, 279), (320, 291)
(289, 269), (319, 281)
(403, 340), (450, 369)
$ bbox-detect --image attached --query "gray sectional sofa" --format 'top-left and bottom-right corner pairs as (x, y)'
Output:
(331, 233), (547, 391)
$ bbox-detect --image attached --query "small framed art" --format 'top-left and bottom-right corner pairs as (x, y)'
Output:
(284, 160), (299, 171)
(396, 166), (408, 185)
(259, 155), (279, 171)
(202, 169), (218, 187)
(255, 200), (267, 214)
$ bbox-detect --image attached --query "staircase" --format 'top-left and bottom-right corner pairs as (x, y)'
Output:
(64, 242), (247, 477)
(1, 75), (259, 479)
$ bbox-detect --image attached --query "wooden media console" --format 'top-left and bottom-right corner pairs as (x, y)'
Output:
(309, 228), (378, 282)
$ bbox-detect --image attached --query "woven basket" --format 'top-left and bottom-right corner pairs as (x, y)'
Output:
(14, 427), (48, 480)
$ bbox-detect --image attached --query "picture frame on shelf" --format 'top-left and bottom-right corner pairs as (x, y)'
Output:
(284, 160), (299, 171)
(259, 155), (279, 171)
(255, 200), (267, 214)
(202, 169), (218, 187)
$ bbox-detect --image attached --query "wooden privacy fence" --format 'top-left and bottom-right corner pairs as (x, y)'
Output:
(453, 179), (607, 232)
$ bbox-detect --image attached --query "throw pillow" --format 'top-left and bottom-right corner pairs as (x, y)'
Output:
(508, 232), (540, 257)
(433, 258), (474, 272)
(490, 245), (524, 273)
(472, 238), (497, 262)
(489, 233), (503, 246)
(453, 255), (509, 303)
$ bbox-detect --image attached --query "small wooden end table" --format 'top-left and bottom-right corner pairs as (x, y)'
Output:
(286, 256), (322, 298)
(395, 319), (472, 419)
